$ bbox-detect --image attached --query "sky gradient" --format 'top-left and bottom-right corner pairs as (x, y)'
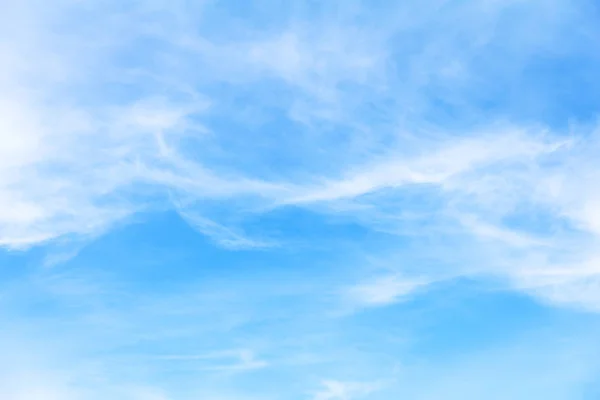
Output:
(2, 1), (600, 399)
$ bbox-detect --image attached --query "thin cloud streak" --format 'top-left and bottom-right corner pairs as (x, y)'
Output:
(2, 1), (600, 310)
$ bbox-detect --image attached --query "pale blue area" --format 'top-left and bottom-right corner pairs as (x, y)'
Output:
(3, 212), (600, 398)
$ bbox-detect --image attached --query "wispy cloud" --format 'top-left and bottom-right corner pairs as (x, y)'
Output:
(153, 349), (268, 372)
(2, 0), (600, 398)
(345, 274), (430, 308)
(312, 380), (383, 400)
(3, 0), (600, 309)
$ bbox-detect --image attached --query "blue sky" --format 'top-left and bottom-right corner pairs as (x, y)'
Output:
(2, 0), (600, 399)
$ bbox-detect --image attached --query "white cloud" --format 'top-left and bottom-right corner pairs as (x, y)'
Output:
(2, 0), (600, 312)
(155, 349), (268, 373)
(2, 3), (600, 400)
(346, 274), (430, 308)
(313, 380), (382, 400)
(176, 208), (276, 249)
(0, 332), (175, 400)
(283, 130), (564, 204)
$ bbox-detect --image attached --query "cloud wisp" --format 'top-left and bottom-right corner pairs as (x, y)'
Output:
(3, 0), (600, 312)
(3, 9), (600, 400)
